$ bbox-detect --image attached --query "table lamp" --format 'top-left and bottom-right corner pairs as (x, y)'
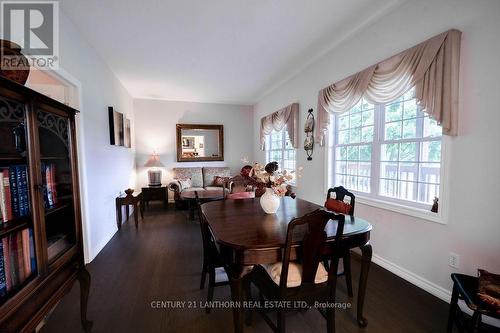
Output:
(144, 152), (164, 186)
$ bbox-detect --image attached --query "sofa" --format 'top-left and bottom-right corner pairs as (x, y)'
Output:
(168, 167), (231, 209)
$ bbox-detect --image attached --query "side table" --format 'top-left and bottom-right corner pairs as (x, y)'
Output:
(141, 186), (169, 210)
(116, 191), (144, 229)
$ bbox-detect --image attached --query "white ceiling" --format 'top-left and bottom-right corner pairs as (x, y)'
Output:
(61, 0), (401, 104)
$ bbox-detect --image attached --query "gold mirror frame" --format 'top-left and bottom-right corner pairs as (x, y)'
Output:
(176, 124), (224, 162)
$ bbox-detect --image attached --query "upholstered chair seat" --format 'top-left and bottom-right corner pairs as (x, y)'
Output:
(262, 262), (328, 288)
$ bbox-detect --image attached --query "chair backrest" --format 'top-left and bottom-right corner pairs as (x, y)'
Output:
(226, 191), (255, 200)
(325, 186), (355, 215)
(223, 175), (255, 199)
(279, 209), (345, 291)
(196, 193), (212, 256)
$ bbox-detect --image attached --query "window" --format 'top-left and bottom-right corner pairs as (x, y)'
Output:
(265, 128), (296, 179)
(331, 88), (442, 210)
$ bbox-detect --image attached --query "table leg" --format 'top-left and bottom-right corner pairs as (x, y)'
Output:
(357, 243), (372, 327)
(188, 201), (195, 220)
(116, 201), (122, 230)
(134, 202), (139, 228)
(228, 265), (253, 333)
(230, 277), (244, 333)
(140, 198), (144, 219)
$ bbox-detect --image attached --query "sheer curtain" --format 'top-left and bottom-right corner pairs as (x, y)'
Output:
(317, 29), (462, 145)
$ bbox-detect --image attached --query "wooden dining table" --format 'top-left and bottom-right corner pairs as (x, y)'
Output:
(201, 196), (373, 333)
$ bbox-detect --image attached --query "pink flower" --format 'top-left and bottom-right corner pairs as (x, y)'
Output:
(272, 185), (287, 197)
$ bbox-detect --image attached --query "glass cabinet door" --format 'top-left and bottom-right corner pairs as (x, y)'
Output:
(0, 96), (37, 302)
(36, 110), (76, 263)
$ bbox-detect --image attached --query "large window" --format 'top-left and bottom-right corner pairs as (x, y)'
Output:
(265, 128), (296, 178)
(331, 88), (442, 209)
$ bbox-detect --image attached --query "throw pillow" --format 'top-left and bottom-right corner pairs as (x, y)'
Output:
(213, 176), (230, 187)
(176, 178), (192, 190)
(324, 198), (352, 215)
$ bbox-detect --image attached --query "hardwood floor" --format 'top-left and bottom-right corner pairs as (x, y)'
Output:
(41, 204), (451, 333)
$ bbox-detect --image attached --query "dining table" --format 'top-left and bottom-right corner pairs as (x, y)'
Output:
(200, 196), (373, 333)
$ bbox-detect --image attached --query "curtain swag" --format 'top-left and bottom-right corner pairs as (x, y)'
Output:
(260, 103), (299, 150)
(317, 29), (462, 145)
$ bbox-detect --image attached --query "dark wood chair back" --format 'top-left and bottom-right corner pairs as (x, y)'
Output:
(279, 209), (345, 291)
(196, 193), (212, 255)
(223, 175), (255, 199)
(326, 186), (355, 216)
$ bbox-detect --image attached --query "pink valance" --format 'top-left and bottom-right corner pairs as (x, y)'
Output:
(317, 29), (462, 145)
(260, 103), (299, 150)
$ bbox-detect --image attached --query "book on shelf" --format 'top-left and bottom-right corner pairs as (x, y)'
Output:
(0, 169), (13, 223)
(0, 166), (30, 224)
(42, 163), (58, 210)
(0, 227), (36, 298)
(0, 241), (6, 297)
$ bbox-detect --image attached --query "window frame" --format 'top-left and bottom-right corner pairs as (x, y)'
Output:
(265, 128), (297, 185)
(326, 98), (449, 224)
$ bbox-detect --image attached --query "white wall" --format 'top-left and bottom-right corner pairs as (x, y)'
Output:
(134, 99), (253, 192)
(57, 13), (136, 262)
(253, 0), (500, 298)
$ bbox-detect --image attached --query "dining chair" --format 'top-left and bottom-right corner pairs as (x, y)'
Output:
(223, 175), (256, 199)
(448, 272), (500, 332)
(248, 209), (346, 333)
(196, 194), (229, 314)
(324, 186), (355, 297)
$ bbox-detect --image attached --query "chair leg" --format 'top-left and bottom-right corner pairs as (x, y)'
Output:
(277, 311), (285, 333)
(244, 277), (252, 325)
(206, 267), (215, 314)
(326, 307), (336, 333)
(447, 283), (459, 332)
(323, 259), (330, 270)
(343, 250), (353, 297)
(471, 311), (481, 333)
(200, 254), (208, 289)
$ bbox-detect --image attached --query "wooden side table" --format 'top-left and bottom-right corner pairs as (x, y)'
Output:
(141, 186), (169, 210)
(116, 191), (144, 229)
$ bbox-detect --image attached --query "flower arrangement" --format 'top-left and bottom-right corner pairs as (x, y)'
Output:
(240, 158), (302, 197)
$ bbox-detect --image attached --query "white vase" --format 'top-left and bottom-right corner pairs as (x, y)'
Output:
(260, 188), (281, 214)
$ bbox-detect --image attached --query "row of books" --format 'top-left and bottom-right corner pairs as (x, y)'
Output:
(42, 163), (58, 210)
(0, 166), (30, 224)
(0, 163), (58, 224)
(0, 228), (36, 297)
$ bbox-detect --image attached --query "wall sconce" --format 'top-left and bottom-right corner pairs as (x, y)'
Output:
(304, 108), (314, 161)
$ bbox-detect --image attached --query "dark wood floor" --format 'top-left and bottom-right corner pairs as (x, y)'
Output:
(42, 204), (451, 333)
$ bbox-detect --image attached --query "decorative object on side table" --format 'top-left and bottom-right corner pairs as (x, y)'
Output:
(144, 152), (164, 186)
(304, 108), (315, 161)
(0, 40), (30, 85)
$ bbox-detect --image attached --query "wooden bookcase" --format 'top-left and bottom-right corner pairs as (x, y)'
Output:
(0, 76), (90, 332)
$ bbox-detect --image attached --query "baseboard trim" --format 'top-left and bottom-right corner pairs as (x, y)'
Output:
(371, 254), (452, 303)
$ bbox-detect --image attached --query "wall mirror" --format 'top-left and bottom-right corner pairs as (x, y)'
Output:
(176, 124), (224, 162)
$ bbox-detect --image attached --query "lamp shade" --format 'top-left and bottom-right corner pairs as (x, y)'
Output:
(144, 153), (164, 168)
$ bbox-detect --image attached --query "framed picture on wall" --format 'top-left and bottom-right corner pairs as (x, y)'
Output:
(124, 118), (131, 148)
(108, 106), (124, 146)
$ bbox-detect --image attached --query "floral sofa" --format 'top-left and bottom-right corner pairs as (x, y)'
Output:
(168, 167), (231, 209)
